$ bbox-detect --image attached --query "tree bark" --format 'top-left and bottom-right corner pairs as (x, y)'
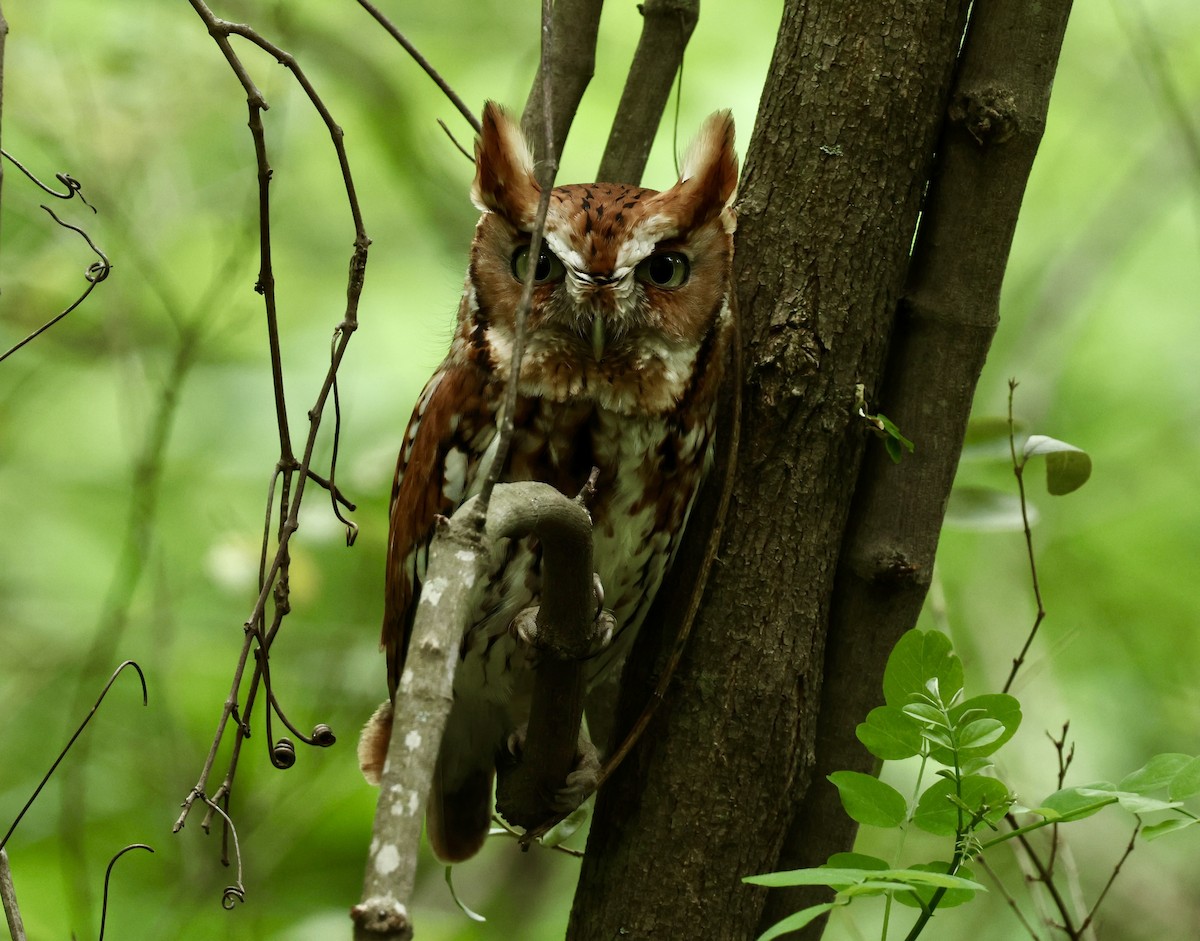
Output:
(767, 0), (1075, 934)
(570, 0), (972, 936)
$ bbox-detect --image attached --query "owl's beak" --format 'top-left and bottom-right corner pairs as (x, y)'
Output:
(591, 317), (606, 360)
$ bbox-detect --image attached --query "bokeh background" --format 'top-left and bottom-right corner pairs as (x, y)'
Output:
(1, 1), (1197, 939)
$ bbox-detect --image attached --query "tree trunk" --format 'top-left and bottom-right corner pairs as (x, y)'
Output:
(569, 0), (973, 936)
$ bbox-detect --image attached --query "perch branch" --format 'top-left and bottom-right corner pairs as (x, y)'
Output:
(597, 0), (698, 184)
(0, 850), (26, 941)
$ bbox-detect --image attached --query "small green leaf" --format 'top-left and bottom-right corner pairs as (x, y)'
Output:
(1022, 435), (1092, 494)
(929, 694), (1022, 764)
(445, 865), (486, 922)
(755, 903), (838, 941)
(1142, 817), (1200, 841)
(856, 706), (923, 760)
(1113, 792), (1183, 814)
(539, 801), (591, 848)
(957, 718), (1005, 750)
(1034, 783), (1118, 822)
(746, 867), (882, 889)
(826, 853), (888, 872)
(914, 776), (1010, 836)
(902, 702), (948, 727)
(884, 630), (964, 709)
(828, 771), (908, 828)
(1169, 757), (1200, 800)
(874, 412), (915, 463)
(1121, 754), (1193, 796)
(892, 862), (978, 910)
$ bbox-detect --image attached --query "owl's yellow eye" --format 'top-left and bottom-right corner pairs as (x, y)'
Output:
(511, 245), (566, 284)
(636, 251), (690, 289)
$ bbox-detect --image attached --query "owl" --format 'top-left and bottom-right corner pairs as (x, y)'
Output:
(359, 102), (737, 862)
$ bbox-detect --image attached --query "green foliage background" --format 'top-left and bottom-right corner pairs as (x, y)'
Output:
(0, 1), (1197, 938)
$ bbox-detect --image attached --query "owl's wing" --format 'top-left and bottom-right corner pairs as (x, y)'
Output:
(382, 360), (498, 697)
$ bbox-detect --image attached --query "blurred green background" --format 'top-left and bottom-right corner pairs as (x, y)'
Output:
(1, 1), (1197, 939)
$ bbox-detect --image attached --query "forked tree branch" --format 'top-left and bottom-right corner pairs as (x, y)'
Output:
(596, 0), (698, 185)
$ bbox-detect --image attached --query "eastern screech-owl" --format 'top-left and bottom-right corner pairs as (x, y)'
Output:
(359, 102), (737, 862)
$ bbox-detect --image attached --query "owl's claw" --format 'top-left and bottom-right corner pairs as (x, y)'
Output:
(504, 724), (599, 814)
(511, 572), (615, 661)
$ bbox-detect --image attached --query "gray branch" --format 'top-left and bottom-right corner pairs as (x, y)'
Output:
(1, 850), (27, 941)
(596, 0), (698, 185)
(520, 0), (604, 166)
(352, 482), (596, 940)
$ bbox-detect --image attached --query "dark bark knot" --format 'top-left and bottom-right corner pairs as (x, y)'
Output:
(948, 87), (1019, 146)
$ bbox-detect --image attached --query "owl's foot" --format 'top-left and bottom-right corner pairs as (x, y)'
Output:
(504, 725), (600, 813)
(511, 573), (615, 661)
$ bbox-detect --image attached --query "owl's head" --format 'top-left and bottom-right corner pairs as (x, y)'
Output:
(460, 102), (738, 415)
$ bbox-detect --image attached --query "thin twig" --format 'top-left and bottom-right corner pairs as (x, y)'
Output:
(176, 1), (368, 857)
(0, 204), (111, 364)
(98, 844), (153, 941)
(1, 148), (95, 209)
(1077, 821), (1141, 936)
(1006, 815), (1080, 938)
(976, 854), (1043, 941)
(354, 0), (480, 132)
(477, 0), (559, 513)
(1003, 379), (1047, 693)
(1, 661), (146, 853)
(437, 118), (475, 163)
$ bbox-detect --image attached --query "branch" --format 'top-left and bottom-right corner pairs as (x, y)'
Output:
(0, 850), (26, 941)
(596, 0), (698, 184)
(520, 0), (602, 163)
(354, 0), (479, 133)
(352, 482), (596, 940)
(175, 0), (369, 888)
(766, 0), (1074, 931)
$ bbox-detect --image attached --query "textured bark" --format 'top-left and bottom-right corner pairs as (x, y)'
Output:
(768, 0), (1076, 933)
(569, 0), (973, 937)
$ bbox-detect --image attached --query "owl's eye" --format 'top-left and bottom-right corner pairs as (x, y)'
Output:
(511, 245), (566, 284)
(636, 251), (690, 289)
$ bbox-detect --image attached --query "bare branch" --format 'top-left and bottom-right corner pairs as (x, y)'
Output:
(597, 0), (698, 184)
(175, 2), (369, 877)
(1, 661), (146, 854)
(0, 203), (111, 364)
(98, 845), (154, 941)
(520, 0), (602, 163)
(354, 0), (480, 133)
(0, 849), (27, 941)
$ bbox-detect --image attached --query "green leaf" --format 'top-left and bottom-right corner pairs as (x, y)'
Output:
(755, 902), (838, 941)
(538, 801), (590, 848)
(828, 771), (908, 828)
(944, 486), (1038, 532)
(1142, 817), (1200, 841)
(883, 630), (964, 709)
(902, 702), (949, 727)
(1113, 791), (1183, 814)
(826, 853), (888, 872)
(928, 694), (1022, 764)
(1033, 783), (1118, 822)
(1169, 757), (1200, 800)
(1120, 754), (1193, 796)
(914, 776), (1010, 836)
(874, 412), (915, 463)
(1022, 434), (1092, 495)
(892, 862), (978, 910)
(957, 718), (1005, 750)
(856, 705), (923, 760)
(445, 865), (486, 922)
(745, 867), (884, 889)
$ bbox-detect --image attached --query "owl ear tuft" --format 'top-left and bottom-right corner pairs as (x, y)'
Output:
(471, 102), (541, 229)
(668, 110), (739, 233)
